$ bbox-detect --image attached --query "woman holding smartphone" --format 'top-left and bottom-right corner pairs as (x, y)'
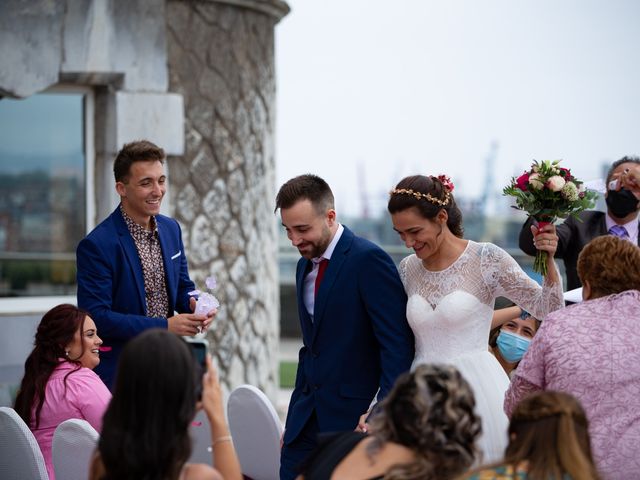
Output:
(90, 329), (242, 480)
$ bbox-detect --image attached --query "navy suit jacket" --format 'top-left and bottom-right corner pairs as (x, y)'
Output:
(283, 226), (415, 444)
(76, 206), (195, 388)
(519, 210), (640, 290)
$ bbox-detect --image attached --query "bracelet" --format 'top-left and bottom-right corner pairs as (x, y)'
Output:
(212, 435), (233, 446)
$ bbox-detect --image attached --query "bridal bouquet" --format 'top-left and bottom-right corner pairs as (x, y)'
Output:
(503, 160), (598, 276)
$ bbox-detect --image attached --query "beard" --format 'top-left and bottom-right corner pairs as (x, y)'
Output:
(298, 225), (333, 259)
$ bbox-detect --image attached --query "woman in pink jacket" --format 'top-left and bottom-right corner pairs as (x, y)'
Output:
(505, 235), (640, 478)
(14, 304), (111, 480)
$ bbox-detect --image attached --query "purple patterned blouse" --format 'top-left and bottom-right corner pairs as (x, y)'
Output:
(505, 290), (640, 479)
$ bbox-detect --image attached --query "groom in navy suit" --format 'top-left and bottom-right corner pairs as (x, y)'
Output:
(276, 174), (414, 479)
(76, 140), (213, 388)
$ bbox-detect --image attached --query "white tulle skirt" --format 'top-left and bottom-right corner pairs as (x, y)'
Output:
(413, 350), (510, 464)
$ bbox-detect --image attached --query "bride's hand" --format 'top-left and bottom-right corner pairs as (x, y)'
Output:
(531, 223), (558, 256)
(356, 411), (369, 433)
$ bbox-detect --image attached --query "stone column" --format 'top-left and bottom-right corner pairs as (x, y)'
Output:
(165, 0), (289, 400)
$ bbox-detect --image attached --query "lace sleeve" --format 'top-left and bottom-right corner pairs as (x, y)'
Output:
(480, 243), (564, 320)
(398, 255), (409, 290)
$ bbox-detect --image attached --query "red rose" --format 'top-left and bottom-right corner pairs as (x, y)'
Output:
(515, 172), (529, 191)
(560, 167), (572, 180)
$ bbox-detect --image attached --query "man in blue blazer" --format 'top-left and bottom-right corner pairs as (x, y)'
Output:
(275, 174), (415, 480)
(76, 140), (212, 388)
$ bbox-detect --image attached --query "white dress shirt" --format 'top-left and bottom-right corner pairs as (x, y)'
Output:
(304, 224), (344, 318)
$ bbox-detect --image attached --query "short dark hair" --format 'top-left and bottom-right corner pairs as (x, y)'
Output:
(388, 175), (464, 238)
(98, 329), (198, 479)
(113, 140), (165, 182)
(274, 174), (334, 214)
(606, 156), (640, 185)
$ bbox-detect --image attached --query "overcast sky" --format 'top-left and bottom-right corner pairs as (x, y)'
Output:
(275, 0), (640, 218)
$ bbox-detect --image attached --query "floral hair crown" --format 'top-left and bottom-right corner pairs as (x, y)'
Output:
(389, 174), (454, 207)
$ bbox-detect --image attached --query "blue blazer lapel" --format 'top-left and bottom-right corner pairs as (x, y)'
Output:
(113, 208), (147, 311)
(311, 228), (354, 345)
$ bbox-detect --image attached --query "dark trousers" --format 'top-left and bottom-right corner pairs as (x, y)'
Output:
(280, 411), (319, 480)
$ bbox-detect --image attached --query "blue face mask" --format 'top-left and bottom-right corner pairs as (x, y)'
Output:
(496, 330), (531, 363)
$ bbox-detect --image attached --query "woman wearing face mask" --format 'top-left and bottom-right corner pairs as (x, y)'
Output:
(505, 235), (640, 478)
(489, 309), (540, 378)
(519, 155), (640, 291)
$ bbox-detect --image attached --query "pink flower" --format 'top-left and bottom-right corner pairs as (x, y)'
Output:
(547, 175), (566, 192)
(437, 174), (455, 192)
(559, 167), (572, 180)
(515, 172), (529, 191)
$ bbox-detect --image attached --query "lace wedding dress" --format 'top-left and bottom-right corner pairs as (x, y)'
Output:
(399, 241), (564, 464)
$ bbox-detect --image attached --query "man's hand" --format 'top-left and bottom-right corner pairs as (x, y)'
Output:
(167, 312), (207, 336)
(189, 297), (217, 332)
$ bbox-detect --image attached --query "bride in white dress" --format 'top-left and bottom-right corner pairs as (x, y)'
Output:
(387, 174), (565, 464)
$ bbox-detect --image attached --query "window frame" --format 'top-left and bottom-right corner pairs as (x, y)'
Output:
(0, 85), (95, 313)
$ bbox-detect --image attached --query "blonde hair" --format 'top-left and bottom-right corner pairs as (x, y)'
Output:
(504, 391), (600, 480)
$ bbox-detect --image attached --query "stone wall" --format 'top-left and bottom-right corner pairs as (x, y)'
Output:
(0, 0), (289, 403)
(166, 0), (288, 400)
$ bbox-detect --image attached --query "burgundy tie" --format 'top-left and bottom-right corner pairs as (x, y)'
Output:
(314, 258), (329, 296)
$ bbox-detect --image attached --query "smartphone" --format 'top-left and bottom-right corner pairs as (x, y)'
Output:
(184, 337), (209, 370)
(184, 337), (209, 399)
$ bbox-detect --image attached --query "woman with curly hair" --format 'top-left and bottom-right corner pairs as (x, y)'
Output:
(463, 391), (600, 479)
(298, 364), (481, 480)
(14, 304), (111, 480)
(505, 235), (640, 477)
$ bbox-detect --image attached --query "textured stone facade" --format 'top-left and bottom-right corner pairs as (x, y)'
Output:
(166, 0), (287, 400)
(0, 0), (288, 403)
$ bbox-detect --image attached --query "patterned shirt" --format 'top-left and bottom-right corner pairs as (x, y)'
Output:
(462, 464), (529, 479)
(121, 206), (170, 318)
(505, 290), (640, 479)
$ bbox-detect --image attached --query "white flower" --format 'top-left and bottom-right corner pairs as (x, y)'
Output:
(529, 173), (544, 190)
(561, 181), (579, 201)
(205, 276), (217, 290)
(547, 175), (566, 192)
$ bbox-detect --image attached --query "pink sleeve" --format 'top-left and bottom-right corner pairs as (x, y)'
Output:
(68, 369), (112, 432)
(504, 376), (541, 417)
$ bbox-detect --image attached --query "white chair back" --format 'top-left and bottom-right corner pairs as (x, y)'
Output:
(227, 385), (283, 480)
(0, 406), (49, 480)
(52, 418), (99, 480)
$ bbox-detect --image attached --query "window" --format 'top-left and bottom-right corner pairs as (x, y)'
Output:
(0, 89), (93, 300)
